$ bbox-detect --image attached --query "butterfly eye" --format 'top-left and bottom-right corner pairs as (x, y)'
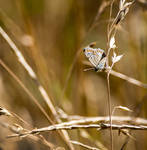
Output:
(83, 48), (86, 52)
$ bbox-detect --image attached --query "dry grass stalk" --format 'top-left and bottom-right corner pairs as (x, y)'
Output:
(70, 140), (99, 150)
(7, 123), (147, 138)
(0, 122), (54, 149)
(83, 61), (147, 88)
(0, 28), (73, 149)
(0, 59), (52, 122)
(58, 115), (147, 125)
(105, 1), (134, 149)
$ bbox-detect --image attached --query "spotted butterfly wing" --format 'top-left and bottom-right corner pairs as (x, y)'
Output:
(88, 55), (99, 67)
(87, 48), (103, 66)
(83, 47), (94, 58)
(83, 46), (106, 71)
(96, 57), (106, 71)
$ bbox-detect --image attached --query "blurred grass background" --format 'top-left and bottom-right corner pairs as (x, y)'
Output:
(0, 0), (147, 149)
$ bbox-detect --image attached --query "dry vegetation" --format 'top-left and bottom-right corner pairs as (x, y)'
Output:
(0, 0), (147, 150)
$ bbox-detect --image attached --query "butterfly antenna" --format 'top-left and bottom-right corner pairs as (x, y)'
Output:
(89, 42), (96, 48)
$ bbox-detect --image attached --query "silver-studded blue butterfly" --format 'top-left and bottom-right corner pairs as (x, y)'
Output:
(83, 44), (106, 71)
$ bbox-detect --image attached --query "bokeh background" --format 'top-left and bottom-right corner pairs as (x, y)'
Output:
(0, 0), (147, 149)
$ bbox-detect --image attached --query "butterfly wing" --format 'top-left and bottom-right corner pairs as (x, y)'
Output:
(88, 49), (104, 67)
(83, 47), (106, 70)
(95, 48), (103, 57)
(84, 47), (94, 58)
(89, 54), (100, 67)
(96, 57), (106, 70)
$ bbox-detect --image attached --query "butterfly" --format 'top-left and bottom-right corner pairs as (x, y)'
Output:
(83, 44), (106, 71)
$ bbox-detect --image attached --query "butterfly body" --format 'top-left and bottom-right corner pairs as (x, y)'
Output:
(83, 46), (106, 71)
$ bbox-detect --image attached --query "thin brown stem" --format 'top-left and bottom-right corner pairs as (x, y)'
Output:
(109, 70), (147, 88)
(36, 116), (147, 126)
(106, 72), (113, 150)
(8, 123), (147, 138)
(107, 0), (115, 43)
(0, 122), (55, 149)
(70, 140), (99, 150)
(0, 26), (74, 150)
(0, 59), (52, 123)
(0, 59), (74, 150)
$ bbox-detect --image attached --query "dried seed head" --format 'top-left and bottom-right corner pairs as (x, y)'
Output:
(116, 0), (134, 25)
(110, 36), (116, 49)
(112, 52), (124, 64)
